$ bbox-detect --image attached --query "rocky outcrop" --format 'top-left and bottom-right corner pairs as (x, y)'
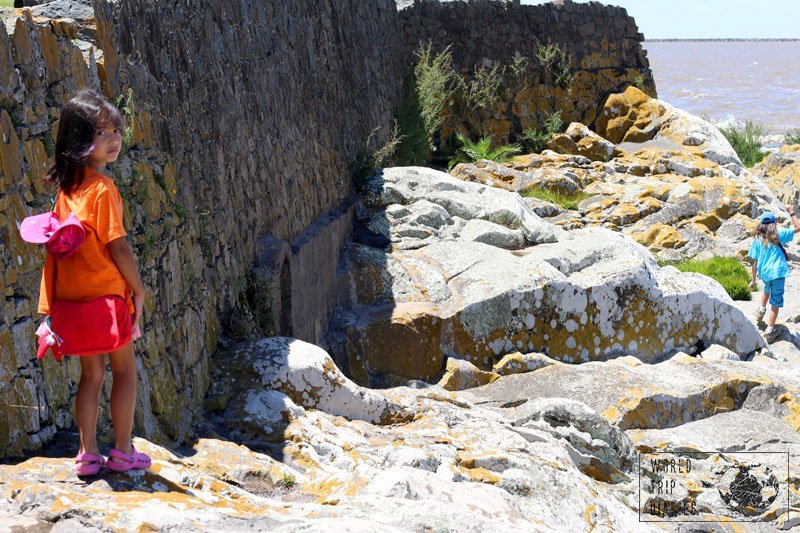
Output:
(3, 342), (799, 529)
(548, 121), (617, 162)
(451, 88), (788, 262)
(329, 166), (765, 387)
(358, 166), (561, 250)
(596, 86), (743, 169)
(752, 144), (800, 206)
(0, 374), (660, 531)
(463, 354), (800, 525)
(437, 357), (499, 391)
(205, 336), (414, 447)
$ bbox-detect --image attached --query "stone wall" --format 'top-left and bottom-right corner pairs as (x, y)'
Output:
(0, 0), (406, 457)
(0, 11), (101, 457)
(0, 0), (654, 458)
(399, 0), (655, 142)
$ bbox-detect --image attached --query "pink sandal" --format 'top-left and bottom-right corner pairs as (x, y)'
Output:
(75, 453), (105, 476)
(106, 445), (152, 472)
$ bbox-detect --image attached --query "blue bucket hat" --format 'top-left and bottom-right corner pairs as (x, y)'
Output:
(758, 212), (777, 224)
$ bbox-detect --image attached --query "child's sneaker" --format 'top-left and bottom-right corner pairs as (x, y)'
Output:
(764, 327), (779, 343)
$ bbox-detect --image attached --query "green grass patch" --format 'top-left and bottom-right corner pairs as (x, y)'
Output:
(670, 256), (752, 301)
(0, 1), (14, 8)
(521, 186), (589, 210)
(718, 120), (767, 167)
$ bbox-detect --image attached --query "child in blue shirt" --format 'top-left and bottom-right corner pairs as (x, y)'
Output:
(749, 206), (800, 342)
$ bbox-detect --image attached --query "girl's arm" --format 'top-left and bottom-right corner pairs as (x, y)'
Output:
(750, 260), (758, 289)
(108, 237), (145, 330)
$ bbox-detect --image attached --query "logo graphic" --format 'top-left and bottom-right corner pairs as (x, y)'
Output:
(639, 451), (788, 523)
(718, 463), (780, 515)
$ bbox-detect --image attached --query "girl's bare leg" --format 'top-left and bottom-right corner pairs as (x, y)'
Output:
(108, 341), (137, 458)
(760, 291), (769, 308)
(76, 354), (105, 460)
(767, 305), (779, 328)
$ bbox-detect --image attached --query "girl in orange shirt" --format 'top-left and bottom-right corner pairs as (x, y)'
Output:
(39, 90), (149, 475)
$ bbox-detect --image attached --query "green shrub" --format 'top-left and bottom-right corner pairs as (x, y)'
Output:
(521, 111), (564, 153)
(414, 43), (458, 142)
(543, 111), (564, 135)
(786, 129), (800, 146)
(353, 120), (407, 189)
(536, 42), (572, 88)
(536, 43), (560, 78)
(520, 186), (589, 210)
(507, 55), (531, 90)
(394, 73), (429, 166)
(672, 256), (752, 301)
(465, 63), (504, 112)
(447, 133), (521, 170)
(718, 120), (766, 167)
(553, 52), (573, 88)
(371, 120), (405, 168)
(521, 129), (550, 154)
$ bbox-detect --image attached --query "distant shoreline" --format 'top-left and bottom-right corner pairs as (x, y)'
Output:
(646, 38), (800, 42)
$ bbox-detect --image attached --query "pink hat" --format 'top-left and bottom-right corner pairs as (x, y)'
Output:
(19, 212), (85, 259)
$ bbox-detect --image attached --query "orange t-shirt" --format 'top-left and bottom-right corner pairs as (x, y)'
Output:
(38, 167), (132, 314)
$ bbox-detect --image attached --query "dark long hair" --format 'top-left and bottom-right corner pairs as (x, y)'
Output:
(44, 89), (123, 195)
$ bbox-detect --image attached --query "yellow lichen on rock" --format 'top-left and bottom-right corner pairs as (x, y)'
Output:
(777, 391), (800, 432)
(632, 224), (685, 250)
(595, 86), (665, 144)
(753, 145), (800, 206)
(438, 357), (500, 391)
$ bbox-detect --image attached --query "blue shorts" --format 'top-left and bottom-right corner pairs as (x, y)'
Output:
(763, 277), (786, 308)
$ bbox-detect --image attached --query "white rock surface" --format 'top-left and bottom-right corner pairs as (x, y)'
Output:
(359, 166), (561, 249)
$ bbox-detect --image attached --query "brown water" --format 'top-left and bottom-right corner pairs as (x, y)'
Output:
(643, 41), (800, 135)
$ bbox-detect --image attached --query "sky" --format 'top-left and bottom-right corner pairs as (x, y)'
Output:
(522, 0), (800, 39)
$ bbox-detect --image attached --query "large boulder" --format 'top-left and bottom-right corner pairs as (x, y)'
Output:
(547, 122), (616, 162)
(596, 86), (745, 170)
(595, 86), (666, 145)
(331, 168), (765, 386)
